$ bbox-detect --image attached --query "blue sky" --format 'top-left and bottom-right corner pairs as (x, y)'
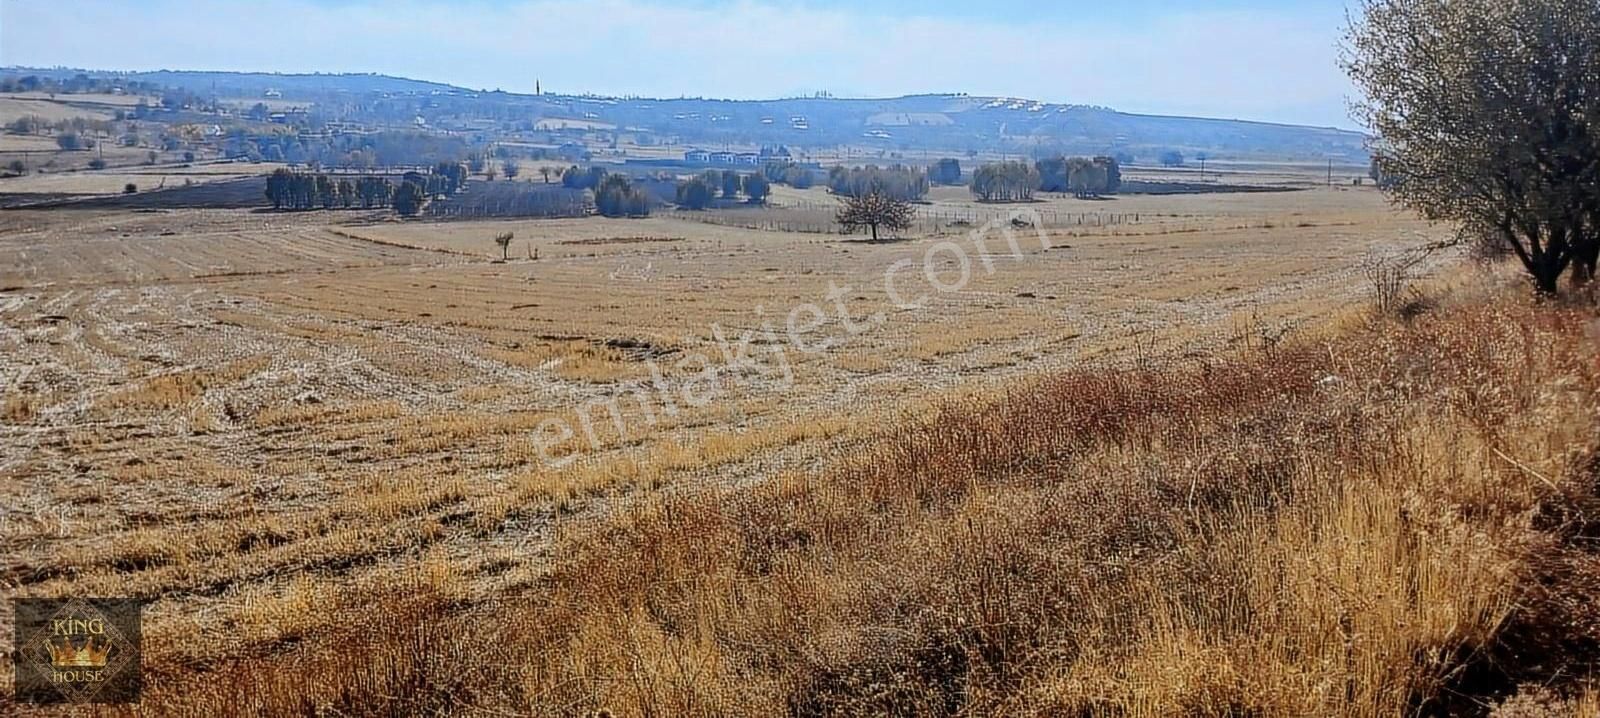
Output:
(0, 0), (1362, 128)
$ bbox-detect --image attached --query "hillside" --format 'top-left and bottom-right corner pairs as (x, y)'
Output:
(3, 68), (1371, 163)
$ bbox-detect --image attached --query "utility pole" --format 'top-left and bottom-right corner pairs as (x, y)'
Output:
(1327, 159), (1333, 186)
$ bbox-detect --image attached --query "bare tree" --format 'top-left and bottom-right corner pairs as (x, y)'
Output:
(836, 190), (915, 242)
(1344, 0), (1600, 294)
(1362, 245), (1432, 315)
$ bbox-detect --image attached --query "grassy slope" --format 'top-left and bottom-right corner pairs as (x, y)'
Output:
(94, 281), (1600, 717)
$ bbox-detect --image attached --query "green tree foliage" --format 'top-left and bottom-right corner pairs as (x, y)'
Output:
(1159, 150), (1185, 167)
(266, 168), (292, 209)
(562, 165), (609, 191)
(594, 174), (651, 217)
(785, 166), (814, 189)
(1036, 157), (1070, 192)
(929, 158), (962, 185)
(1100, 156), (1122, 193)
(503, 159), (520, 179)
(676, 177), (714, 209)
(393, 181), (426, 216)
(969, 161), (1039, 202)
(6, 115), (40, 135)
(836, 190), (916, 241)
(1055, 157), (1123, 198)
(762, 161), (792, 183)
(265, 169), (347, 210)
(315, 174), (337, 209)
(1345, 0), (1600, 292)
(721, 170), (743, 199)
(762, 161), (815, 189)
(742, 173), (771, 204)
(433, 162), (468, 194)
(55, 132), (91, 150)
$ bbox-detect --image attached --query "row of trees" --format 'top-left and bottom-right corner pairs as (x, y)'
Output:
(762, 161), (815, 189)
(268, 167), (419, 209)
(969, 161), (1040, 202)
(826, 165), (929, 201)
(1036, 156), (1122, 197)
(7, 115), (115, 138)
(967, 156), (1122, 202)
(675, 171), (771, 209)
(226, 130), (471, 168)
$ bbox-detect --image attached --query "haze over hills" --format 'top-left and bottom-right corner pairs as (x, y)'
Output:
(6, 67), (1371, 164)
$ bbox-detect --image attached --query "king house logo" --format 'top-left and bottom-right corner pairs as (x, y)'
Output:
(13, 597), (144, 704)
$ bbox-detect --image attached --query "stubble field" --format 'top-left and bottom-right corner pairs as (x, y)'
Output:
(0, 179), (1454, 705)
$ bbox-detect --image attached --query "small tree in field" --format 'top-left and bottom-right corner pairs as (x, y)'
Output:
(494, 231), (514, 260)
(1345, 0), (1600, 293)
(836, 190), (915, 241)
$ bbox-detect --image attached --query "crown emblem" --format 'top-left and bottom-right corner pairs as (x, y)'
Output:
(46, 637), (111, 668)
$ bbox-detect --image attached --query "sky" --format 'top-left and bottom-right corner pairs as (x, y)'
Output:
(0, 0), (1363, 129)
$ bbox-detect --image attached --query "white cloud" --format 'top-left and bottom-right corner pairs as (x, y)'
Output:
(0, 0), (1359, 127)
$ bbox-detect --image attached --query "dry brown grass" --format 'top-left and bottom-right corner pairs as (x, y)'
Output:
(0, 186), (1558, 716)
(85, 281), (1600, 717)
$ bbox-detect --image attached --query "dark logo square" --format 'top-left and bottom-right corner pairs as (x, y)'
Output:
(12, 598), (144, 705)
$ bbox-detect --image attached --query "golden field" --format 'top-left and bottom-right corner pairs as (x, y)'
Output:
(5, 173), (1597, 715)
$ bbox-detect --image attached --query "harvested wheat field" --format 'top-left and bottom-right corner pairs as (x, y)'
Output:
(2, 181), (1597, 716)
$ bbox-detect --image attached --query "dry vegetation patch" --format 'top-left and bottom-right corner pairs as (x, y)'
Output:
(103, 284), (1600, 717)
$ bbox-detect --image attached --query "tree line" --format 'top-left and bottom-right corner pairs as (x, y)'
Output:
(826, 165), (929, 202)
(1036, 156), (1122, 198)
(264, 161), (465, 213)
(968, 156), (1122, 202)
(675, 170), (771, 210)
(265, 169), (400, 210)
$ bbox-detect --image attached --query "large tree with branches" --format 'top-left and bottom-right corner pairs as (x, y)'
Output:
(836, 190), (915, 242)
(1344, 0), (1600, 294)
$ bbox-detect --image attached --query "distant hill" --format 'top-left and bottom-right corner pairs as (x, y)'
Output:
(2, 68), (1370, 163)
(568, 94), (1370, 163)
(4, 67), (454, 96)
